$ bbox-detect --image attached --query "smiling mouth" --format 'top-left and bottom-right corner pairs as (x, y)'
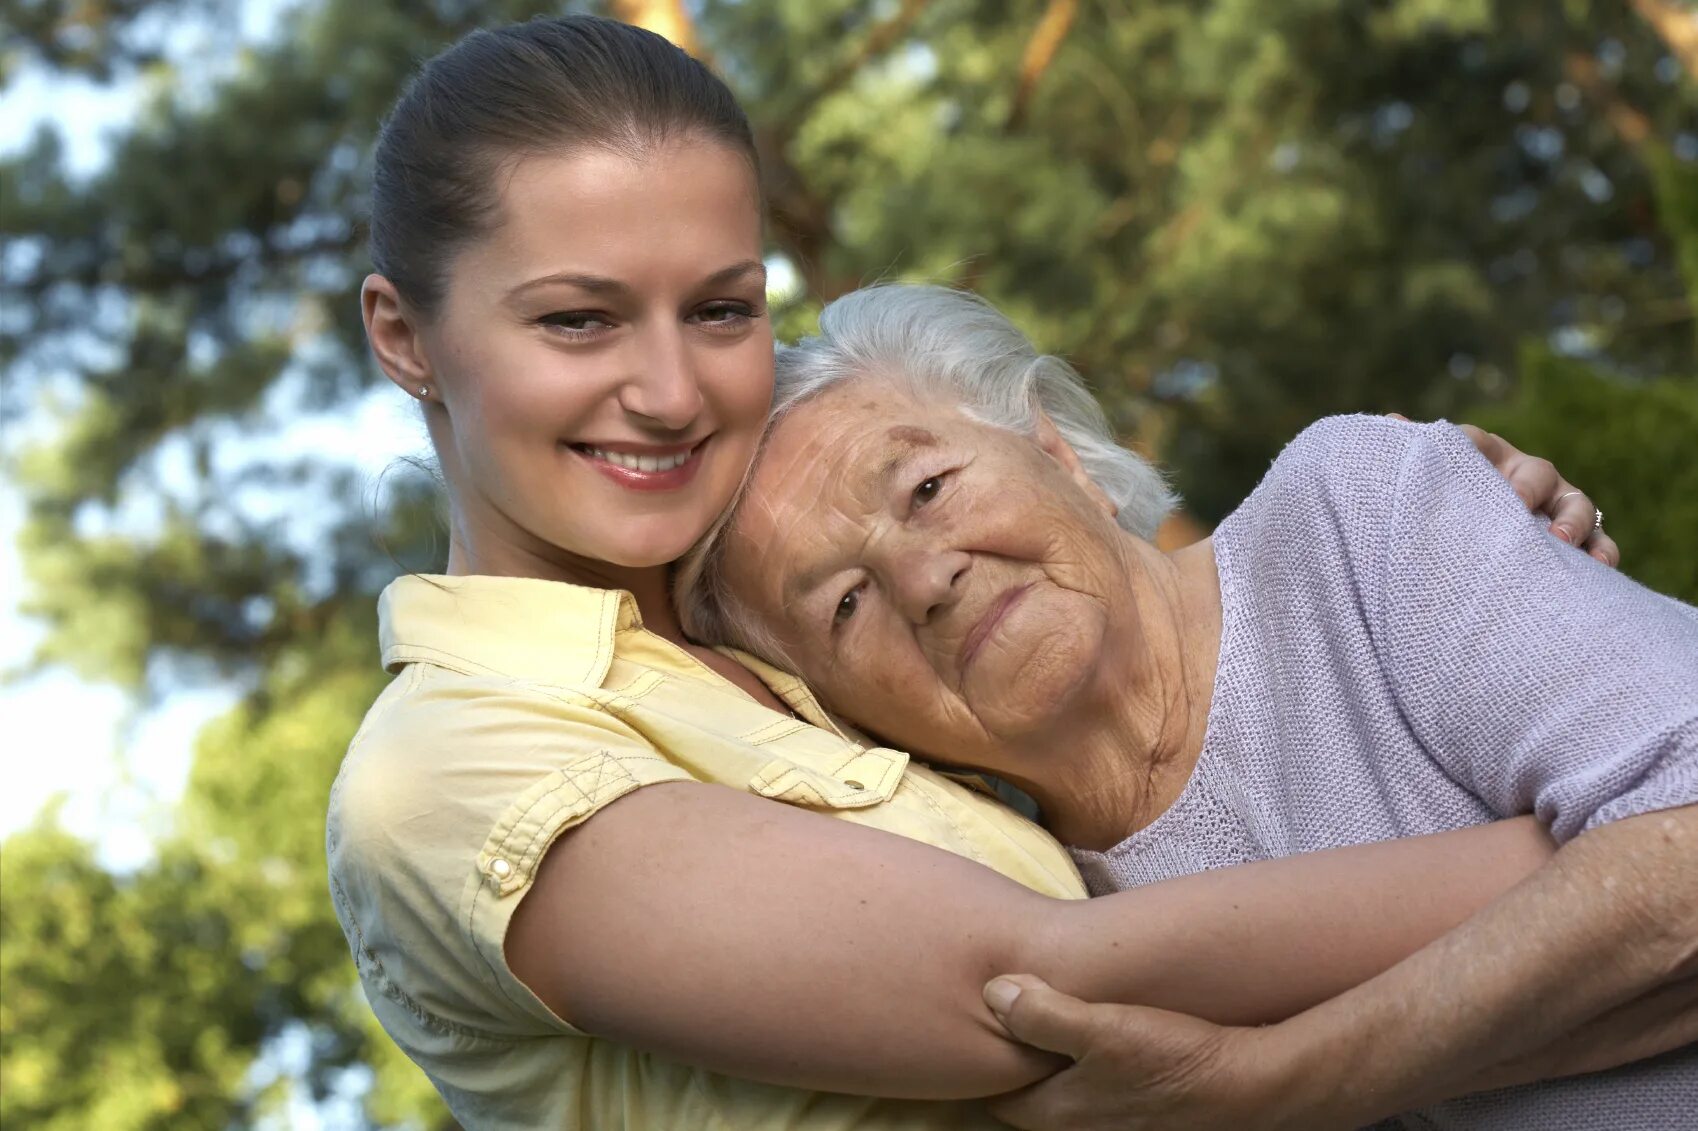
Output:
(959, 583), (1034, 672)
(565, 438), (709, 491)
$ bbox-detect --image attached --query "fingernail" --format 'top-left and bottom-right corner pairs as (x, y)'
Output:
(983, 978), (1022, 1018)
(1553, 526), (1572, 544)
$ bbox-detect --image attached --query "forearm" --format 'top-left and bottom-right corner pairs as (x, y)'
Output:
(1263, 804), (1698, 1127)
(514, 784), (1553, 1102)
(1026, 816), (1554, 1026)
(1456, 972), (1698, 1095)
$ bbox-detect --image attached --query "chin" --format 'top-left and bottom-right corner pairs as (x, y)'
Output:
(599, 535), (699, 569)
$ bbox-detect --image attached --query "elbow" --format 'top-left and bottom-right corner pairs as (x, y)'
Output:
(921, 895), (1075, 1100)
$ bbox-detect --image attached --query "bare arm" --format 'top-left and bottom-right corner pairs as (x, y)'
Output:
(981, 803), (1698, 1130)
(1461, 970), (1698, 1093)
(506, 779), (1553, 1100)
(1271, 803), (1698, 1122)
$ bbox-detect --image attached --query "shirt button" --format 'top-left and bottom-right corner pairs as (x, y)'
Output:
(843, 780), (865, 791)
(489, 858), (512, 879)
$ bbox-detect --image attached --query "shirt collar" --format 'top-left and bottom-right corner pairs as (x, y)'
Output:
(378, 574), (637, 688)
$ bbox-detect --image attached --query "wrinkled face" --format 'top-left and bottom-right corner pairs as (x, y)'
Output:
(423, 140), (772, 569)
(721, 381), (1140, 765)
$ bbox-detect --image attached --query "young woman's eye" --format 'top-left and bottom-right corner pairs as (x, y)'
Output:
(692, 302), (759, 330)
(833, 585), (861, 626)
(538, 311), (613, 337)
(913, 475), (945, 509)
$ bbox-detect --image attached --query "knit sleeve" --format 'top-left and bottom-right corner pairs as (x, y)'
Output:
(1371, 420), (1698, 842)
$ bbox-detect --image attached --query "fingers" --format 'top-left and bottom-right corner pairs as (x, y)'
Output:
(984, 975), (1100, 1060)
(1545, 483), (1595, 548)
(987, 1072), (1073, 1131)
(1457, 425), (1568, 514)
(1496, 448), (1561, 514)
(1457, 423), (1511, 475)
(1584, 528), (1621, 569)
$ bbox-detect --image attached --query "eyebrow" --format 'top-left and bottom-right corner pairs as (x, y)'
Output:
(779, 428), (941, 608)
(506, 258), (767, 302)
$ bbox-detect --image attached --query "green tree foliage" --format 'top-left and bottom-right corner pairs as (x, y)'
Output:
(1473, 144), (1698, 605)
(2, 1), (1694, 1126)
(1479, 343), (1698, 603)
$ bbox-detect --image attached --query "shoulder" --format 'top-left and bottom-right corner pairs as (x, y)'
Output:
(325, 662), (693, 1035)
(1231, 414), (1507, 550)
(1223, 415), (1409, 573)
(1258, 413), (1478, 506)
(329, 664), (671, 860)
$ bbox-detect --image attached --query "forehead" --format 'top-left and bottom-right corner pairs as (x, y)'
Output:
(463, 143), (763, 284)
(759, 385), (956, 502)
(724, 385), (966, 597)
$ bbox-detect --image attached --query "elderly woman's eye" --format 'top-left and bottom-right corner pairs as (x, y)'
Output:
(913, 476), (944, 508)
(834, 587), (861, 625)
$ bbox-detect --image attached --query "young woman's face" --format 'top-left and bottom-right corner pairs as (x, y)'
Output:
(419, 140), (772, 572)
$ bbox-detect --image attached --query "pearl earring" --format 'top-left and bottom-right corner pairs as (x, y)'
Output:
(418, 386), (430, 399)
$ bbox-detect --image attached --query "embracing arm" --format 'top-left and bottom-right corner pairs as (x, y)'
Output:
(1270, 802), (1698, 1120)
(506, 778), (1552, 1100)
(980, 421), (1698, 1128)
(978, 805), (1698, 1130)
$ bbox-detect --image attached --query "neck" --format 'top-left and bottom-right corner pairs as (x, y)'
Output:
(1007, 535), (1221, 852)
(444, 513), (688, 645)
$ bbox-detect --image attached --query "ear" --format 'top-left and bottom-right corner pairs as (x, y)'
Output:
(1033, 410), (1118, 519)
(362, 273), (435, 397)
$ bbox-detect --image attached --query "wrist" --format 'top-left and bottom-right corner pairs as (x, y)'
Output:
(1241, 1018), (1371, 1131)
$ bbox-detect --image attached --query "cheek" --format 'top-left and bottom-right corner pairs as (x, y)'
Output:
(826, 626), (949, 716)
(966, 591), (1108, 729)
(703, 341), (775, 433)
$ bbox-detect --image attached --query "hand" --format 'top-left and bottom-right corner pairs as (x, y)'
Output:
(1387, 415), (1620, 567)
(982, 976), (1331, 1131)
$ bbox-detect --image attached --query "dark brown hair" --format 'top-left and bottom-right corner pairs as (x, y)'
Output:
(369, 15), (759, 313)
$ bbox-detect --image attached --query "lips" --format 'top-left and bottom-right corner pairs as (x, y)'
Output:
(566, 437), (709, 492)
(959, 582), (1034, 672)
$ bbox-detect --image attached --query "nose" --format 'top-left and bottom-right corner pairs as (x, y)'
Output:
(887, 545), (972, 625)
(620, 324), (705, 431)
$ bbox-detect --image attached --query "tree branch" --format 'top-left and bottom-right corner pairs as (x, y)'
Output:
(752, 1), (938, 299)
(1007, 0), (1078, 131)
(608, 0), (701, 57)
(1631, 0), (1698, 83)
(772, 0), (929, 140)
(1564, 51), (1651, 149)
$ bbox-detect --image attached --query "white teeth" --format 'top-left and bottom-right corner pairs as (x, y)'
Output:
(584, 446), (691, 472)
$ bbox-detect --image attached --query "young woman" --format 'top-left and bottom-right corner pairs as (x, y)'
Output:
(329, 15), (1620, 1130)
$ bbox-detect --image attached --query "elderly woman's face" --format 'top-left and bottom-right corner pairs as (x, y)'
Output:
(721, 380), (1135, 762)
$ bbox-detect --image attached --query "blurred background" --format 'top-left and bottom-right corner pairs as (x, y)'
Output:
(2, 1), (1695, 1127)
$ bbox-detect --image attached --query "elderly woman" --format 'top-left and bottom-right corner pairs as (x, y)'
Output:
(680, 285), (1698, 1128)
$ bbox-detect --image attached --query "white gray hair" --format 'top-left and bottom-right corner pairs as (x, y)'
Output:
(676, 283), (1177, 652)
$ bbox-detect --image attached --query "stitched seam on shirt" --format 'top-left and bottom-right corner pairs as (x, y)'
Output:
(389, 643), (511, 678)
(467, 862), (528, 1019)
(908, 779), (988, 866)
(742, 717), (808, 745)
(330, 873), (503, 1041)
(512, 754), (627, 867)
(597, 671), (667, 713)
(473, 753), (656, 1020)
(597, 597), (615, 679)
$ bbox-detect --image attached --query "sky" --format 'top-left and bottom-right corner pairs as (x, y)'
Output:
(0, 0), (802, 870)
(0, 0), (429, 873)
(0, 17), (423, 1119)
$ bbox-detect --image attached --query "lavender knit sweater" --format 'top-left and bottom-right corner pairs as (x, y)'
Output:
(1070, 416), (1698, 1128)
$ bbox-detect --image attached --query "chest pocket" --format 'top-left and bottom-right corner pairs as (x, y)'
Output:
(742, 719), (908, 810)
